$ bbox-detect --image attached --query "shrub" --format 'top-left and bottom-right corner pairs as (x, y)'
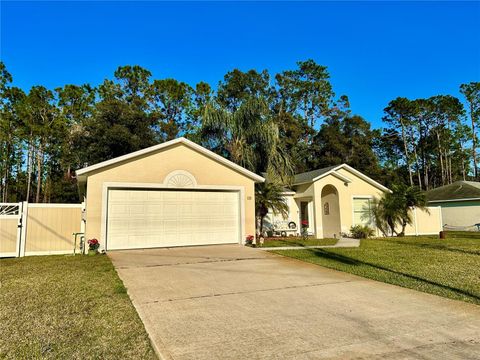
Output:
(350, 225), (375, 239)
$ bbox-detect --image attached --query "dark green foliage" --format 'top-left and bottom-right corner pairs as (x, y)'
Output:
(255, 179), (290, 236)
(0, 59), (477, 203)
(372, 185), (428, 237)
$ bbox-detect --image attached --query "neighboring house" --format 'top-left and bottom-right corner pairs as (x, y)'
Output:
(76, 137), (264, 251)
(426, 180), (480, 229)
(264, 164), (389, 238)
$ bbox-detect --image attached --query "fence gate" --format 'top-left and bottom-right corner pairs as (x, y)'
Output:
(0, 202), (23, 257)
(0, 202), (84, 258)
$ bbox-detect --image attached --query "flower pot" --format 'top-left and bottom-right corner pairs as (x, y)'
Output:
(88, 250), (97, 256)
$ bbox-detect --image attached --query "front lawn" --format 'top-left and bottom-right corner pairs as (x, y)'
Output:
(261, 237), (337, 248)
(271, 234), (480, 305)
(0, 255), (155, 359)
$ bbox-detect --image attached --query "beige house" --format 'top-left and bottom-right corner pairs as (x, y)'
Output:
(265, 164), (389, 238)
(76, 137), (264, 251)
(75, 138), (442, 253)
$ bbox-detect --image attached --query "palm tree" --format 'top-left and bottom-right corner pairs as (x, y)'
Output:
(372, 184), (428, 237)
(202, 97), (293, 179)
(255, 179), (289, 237)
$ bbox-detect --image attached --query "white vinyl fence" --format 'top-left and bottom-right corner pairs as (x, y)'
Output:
(0, 202), (85, 258)
(391, 206), (443, 236)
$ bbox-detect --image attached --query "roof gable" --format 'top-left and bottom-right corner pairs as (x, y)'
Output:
(426, 181), (480, 202)
(75, 137), (265, 183)
(293, 164), (390, 192)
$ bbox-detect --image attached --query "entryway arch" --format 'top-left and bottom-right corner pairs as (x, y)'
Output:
(321, 184), (341, 238)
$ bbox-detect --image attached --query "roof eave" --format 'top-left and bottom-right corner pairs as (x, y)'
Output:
(428, 197), (480, 203)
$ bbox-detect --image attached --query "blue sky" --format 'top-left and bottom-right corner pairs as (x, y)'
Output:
(1, 1), (479, 128)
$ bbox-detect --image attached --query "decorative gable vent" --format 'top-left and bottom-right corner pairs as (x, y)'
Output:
(164, 170), (197, 188)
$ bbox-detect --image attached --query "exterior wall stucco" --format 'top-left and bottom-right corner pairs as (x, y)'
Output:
(310, 168), (385, 238)
(84, 143), (256, 248)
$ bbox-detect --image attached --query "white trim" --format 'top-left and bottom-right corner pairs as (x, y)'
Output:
(0, 215), (20, 220)
(295, 164), (390, 192)
(27, 203), (83, 208)
(413, 207), (419, 236)
(281, 191), (296, 196)
(339, 164), (390, 192)
(16, 202), (23, 257)
(329, 171), (352, 184)
(100, 182), (246, 251)
(438, 205), (443, 228)
(19, 201), (28, 257)
(428, 197), (480, 203)
(81, 201), (86, 254)
(0, 252), (17, 258)
(76, 137), (265, 183)
(403, 232), (441, 236)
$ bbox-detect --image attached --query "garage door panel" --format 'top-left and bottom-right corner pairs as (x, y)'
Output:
(107, 189), (240, 250)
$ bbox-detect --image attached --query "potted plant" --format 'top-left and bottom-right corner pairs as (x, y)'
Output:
(301, 220), (309, 241)
(245, 235), (255, 246)
(87, 238), (100, 255)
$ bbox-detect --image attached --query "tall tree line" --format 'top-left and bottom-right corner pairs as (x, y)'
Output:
(0, 60), (478, 203)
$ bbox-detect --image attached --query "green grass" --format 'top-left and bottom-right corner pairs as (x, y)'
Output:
(261, 237), (338, 248)
(270, 234), (480, 305)
(0, 255), (156, 359)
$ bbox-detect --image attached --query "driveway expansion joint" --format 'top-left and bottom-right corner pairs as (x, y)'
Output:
(141, 279), (359, 304)
(116, 256), (271, 269)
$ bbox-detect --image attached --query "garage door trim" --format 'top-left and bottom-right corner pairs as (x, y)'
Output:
(99, 182), (245, 250)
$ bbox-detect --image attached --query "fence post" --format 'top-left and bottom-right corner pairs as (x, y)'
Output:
(81, 201), (86, 254)
(19, 201), (28, 257)
(438, 206), (443, 232)
(413, 207), (419, 236)
(15, 202), (23, 257)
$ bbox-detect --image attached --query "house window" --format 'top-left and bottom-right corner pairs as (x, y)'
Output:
(324, 202), (329, 215)
(353, 198), (373, 226)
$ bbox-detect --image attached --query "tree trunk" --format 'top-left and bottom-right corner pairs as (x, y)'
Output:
(26, 138), (33, 202)
(400, 121), (413, 186)
(35, 142), (43, 203)
(412, 145), (422, 190)
(436, 131), (445, 185)
(471, 103), (478, 178)
(260, 215), (265, 237)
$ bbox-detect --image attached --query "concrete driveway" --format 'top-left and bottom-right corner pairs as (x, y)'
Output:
(109, 245), (480, 360)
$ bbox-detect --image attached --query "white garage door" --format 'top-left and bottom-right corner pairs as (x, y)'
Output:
(106, 189), (240, 250)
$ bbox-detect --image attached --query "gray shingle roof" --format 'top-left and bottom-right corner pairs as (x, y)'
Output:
(293, 165), (339, 185)
(426, 181), (480, 202)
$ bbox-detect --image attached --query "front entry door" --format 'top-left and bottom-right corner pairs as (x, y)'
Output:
(300, 201), (312, 235)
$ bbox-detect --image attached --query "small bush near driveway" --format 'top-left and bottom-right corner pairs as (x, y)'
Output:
(0, 255), (155, 359)
(271, 235), (480, 305)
